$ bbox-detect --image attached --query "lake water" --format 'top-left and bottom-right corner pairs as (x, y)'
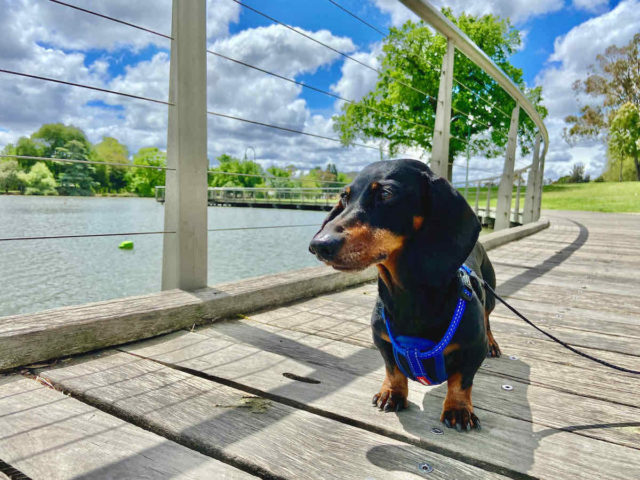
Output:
(0, 196), (327, 317)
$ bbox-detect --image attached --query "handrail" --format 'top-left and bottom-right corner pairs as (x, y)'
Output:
(398, 0), (549, 157)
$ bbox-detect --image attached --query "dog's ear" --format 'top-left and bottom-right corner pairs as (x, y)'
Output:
(408, 171), (481, 286)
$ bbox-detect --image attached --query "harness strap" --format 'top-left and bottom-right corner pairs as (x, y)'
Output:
(381, 266), (474, 384)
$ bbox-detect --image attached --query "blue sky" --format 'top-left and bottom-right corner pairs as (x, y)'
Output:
(1, 0), (638, 181)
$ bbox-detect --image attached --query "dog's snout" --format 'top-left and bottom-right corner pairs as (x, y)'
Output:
(309, 234), (343, 261)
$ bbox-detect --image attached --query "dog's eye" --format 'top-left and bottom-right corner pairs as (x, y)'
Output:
(380, 187), (393, 201)
(340, 191), (349, 206)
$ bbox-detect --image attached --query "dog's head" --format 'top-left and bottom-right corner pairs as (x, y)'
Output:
(308, 159), (480, 286)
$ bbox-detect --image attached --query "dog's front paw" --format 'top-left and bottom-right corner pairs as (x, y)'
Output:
(372, 388), (408, 412)
(441, 406), (481, 431)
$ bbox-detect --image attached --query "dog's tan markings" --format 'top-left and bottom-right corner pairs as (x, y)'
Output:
(333, 223), (404, 270)
(372, 366), (408, 411)
(441, 372), (479, 430)
(378, 248), (403, 290)
(370, 181), (380, 190)
(412, 215), (424, 231)
(443, 342), (460, 355)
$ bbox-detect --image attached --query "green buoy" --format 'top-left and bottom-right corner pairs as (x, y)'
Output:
(118, 240), (134, 250)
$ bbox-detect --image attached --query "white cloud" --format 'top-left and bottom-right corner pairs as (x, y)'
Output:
(373, 0), (564, 26)
(572, 0), (610, 13)
(535, 0), (640, 179)
(331, 43), (382, 103)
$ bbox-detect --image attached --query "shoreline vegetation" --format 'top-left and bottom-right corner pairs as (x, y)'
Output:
(2, 123), (638, 213)
(0, 123), (353, 199)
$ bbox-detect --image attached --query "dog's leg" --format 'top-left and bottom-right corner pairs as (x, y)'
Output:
(371, 302), (408, 412)
(372, 364), (409, 412)
(484, 309), (501, 358)
(440, 372), (480, 431)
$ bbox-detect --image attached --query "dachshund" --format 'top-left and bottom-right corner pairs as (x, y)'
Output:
(309, 159), (499, 431)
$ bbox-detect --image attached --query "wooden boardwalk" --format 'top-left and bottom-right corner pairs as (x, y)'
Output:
(1, 210), (639, 479)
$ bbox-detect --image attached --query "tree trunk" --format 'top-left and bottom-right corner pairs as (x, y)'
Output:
(634, 152), (640, 181)
(447, 152), (454, 182)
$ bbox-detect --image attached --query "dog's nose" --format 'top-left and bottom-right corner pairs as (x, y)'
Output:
(309, 234), (343, 261)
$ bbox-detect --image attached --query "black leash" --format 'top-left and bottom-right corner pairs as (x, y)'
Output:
(481, 281), (640, 375)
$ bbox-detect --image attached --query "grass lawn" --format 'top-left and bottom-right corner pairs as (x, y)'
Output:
(540, 182), (640, 213)
(458, 182), (640, 213)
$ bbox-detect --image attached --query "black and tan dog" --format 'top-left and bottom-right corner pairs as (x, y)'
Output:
(309, 159), (500, 431)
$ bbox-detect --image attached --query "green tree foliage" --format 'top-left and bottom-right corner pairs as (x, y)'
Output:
(607, 102), (640, 181)
(55, 140), (98, 196)
(23, 163), (58, 195)
(266, 166), (296, 187)
(31, 123), (93, 177)
(127, 147), (166, 197)
(334, 10), (546, 178)
(565, 34), (640, 180)
(94, 137), (130, 192)
(0, 159), (26, 193)
(208, 154), (264, 187)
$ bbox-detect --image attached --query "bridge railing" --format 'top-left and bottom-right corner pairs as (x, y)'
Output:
(398, 0), (548, 230)
(0, 0), (549, 300)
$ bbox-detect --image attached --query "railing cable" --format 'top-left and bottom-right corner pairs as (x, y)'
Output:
(324, 0), (387, 36)
(208, 224), (320, 232)
(228, 0), (438, 103)
(48, 0), (172, 40)
(0, 154), (175, 171)
(207, 170), (349, 186)
(208, 50), (434, 133)
(207, 110), (381, 152)
(0, 69), (172, 106)
(0, 231), (175, 243)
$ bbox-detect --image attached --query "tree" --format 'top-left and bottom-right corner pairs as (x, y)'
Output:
(55, 140), (98, 196)
(127, 147), (166, 197)
(94, 137), (130, 192)
(0, 159), (26, 193)
(31, 123), (93, 177)
(208, 154), (263, 188)
(607, 103), (640, 181)
(334, 10), (547, 179)
(23, 163), (58, 195)
(564, 34), (640, 179)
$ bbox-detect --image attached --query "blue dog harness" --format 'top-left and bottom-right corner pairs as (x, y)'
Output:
(381, 265), (474, 386)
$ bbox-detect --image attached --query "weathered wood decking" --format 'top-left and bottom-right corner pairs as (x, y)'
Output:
(1, 210), (639, 479)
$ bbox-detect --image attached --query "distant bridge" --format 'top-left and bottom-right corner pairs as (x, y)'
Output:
(155, 186), (341, 211)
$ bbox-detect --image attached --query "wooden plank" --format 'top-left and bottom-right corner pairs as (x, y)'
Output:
(119, 324), (640, 480)
(0, 375), (254, 480)
(0, 265), (378, 371)
(179, 323), (640, 449)
(490, 315), (639, 357)
(36, 353), (507, 480)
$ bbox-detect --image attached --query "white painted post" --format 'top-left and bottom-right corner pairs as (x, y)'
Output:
(494, 105), (520, 230)
(485, 183), (492, 225)
(474, 181), (480, 215)
(430, 39), (455, 180)
(534, 148), (546, 220)
(162, 0), (208, 291)
(514, 175), (522, 224)
(522, 134), (541, 224)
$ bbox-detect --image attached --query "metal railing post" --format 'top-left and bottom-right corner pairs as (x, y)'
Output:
(485, 183), (492, 225)
(534, 147), (546, 220)
(474, 181), (480, 216)
(494, 104), (520, 230)
(514, 174), (522, 224)
(522, 134), (541, 224)
(161, 0), (208, 291)
(430, 39), (455, 180)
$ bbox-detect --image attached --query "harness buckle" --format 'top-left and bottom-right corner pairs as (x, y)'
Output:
(458, 269), (474, 302)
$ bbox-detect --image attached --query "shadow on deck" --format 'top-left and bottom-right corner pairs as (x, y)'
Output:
(1, 210), (639, 479)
